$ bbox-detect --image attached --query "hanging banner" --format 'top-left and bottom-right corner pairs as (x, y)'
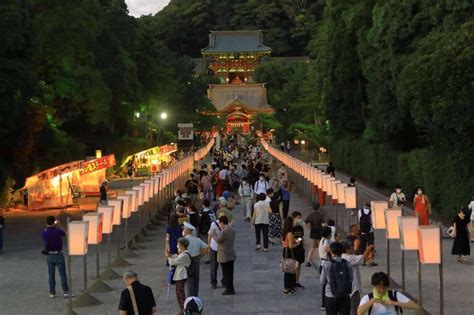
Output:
(178, 123), (194, 140)
(80, 155), (116, 175)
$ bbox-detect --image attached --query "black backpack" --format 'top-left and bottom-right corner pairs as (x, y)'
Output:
(199, 211), (213, 235)
(328, 259), (352, 298)
(368, 290), (404, 314)
(359, 208), (372, 233)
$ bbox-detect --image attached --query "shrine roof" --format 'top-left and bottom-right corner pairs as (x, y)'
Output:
(207, 84), (274, 113)
(201, 30), (271, 54)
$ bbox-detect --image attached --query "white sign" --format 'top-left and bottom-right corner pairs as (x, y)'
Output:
(178, 123), (193, 140)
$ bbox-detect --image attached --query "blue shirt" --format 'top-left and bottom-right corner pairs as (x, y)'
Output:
(41, 227), (66, 252)
(167, 226), (183, 254)
(280, 186), (291, 201)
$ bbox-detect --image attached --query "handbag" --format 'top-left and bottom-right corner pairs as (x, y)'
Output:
(447, 225), (456, 238)
(280, 247), (299, 274)
(127, 286), (140, 315)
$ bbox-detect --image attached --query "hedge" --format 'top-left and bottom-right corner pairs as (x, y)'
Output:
(329, 138), (473, 222)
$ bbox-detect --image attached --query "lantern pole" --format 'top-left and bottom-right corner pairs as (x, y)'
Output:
(386, 237), (390, 276)
(438, 222), (444, 315)
(401, 250), (405, 291)
(417, 252), (423, 307)
(83, 255), (87, 292)
(65, 217), (76, 315)
(96, 243), (100, 279)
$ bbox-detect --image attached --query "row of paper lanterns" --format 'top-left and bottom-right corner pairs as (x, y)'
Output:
(68, 139), (215, 256)
(261, 138), (441, 265)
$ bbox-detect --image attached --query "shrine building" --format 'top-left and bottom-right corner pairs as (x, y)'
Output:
(200, 30), (274, 134)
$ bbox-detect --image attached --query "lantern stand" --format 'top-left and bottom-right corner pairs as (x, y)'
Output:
(401, 249), (405, 291)
(417, 252), (422, 307)
(71, 254), (102, 307)
(88, 241), (114, 293)
(438, 222), (444, 315)
(112, 220), (133, 267)
(100, 233), (121, 280)
(65, 217), (77, 315)
(123, 217), (140, 256)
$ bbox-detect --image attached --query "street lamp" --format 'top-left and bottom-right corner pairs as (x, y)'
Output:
(160, 112), (167, 120)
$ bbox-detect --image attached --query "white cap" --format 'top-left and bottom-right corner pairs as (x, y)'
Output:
(184, 296), (203, 312)
(218, 196), (227, 205)
(183, 222), (196, 231)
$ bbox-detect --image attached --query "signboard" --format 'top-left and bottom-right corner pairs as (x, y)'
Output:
(178, 123), (194, 140)
(80, 155), (116, 175)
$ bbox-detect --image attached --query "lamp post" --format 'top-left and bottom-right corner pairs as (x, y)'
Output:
(157, 112), (167, 145)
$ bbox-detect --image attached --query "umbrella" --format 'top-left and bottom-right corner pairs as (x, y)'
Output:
(167, 265), (174, 302)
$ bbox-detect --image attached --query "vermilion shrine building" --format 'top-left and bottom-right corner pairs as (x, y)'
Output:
(199, 30), (275, 134)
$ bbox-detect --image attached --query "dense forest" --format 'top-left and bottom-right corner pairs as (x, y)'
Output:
(1, 0), (473, 218)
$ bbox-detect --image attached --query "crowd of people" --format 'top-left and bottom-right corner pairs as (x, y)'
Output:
(32, 133), (472, 315)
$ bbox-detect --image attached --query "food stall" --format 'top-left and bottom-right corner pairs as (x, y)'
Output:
(79, 154), (116, 196)
(23, 160), (84, 209)
(119, 144), (177, 177)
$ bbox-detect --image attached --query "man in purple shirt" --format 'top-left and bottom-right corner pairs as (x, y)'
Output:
(41, 216), (70, 298)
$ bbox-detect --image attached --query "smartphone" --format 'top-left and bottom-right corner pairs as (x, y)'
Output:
(297, 238), (302, 242)
(54, 220), (58, 224)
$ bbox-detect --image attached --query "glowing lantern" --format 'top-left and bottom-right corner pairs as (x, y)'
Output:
(336, 183), (347, 204)
(326, 177), (335, 195)
(398, 216), (419, 250)
(83, 212), (103, 244)
(316, 171), (323, 188)
(140, 182), (150, 202)
(117, 194), (131, 219)
(95, 150), (102, 158)
(125, 190), (138, 213)
(132, 186), (144, 206)
(97, 205), (114, 234)
(107, 199), (123, 225)
(344, 186), (357, 209)
(385, 209), (402, 239)
(321, 175), (330, 192)
(418, 226), (441, 264)
(330, 180), (341, 200)
(146, 179), (157, 196)
(68, 221), (89, 256)
(371, 201), (388, 229)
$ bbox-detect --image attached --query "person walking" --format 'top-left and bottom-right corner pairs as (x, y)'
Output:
(305, 202), (324, 267)
(254, 174), (269, 195)
(341, 241), (374, 315)
(185, 174), (199, 202)
(319, 226), (333, 309)
(41, 216), (71, 298)
(357, 272), (418, 315)
(268, 187), (283, 244)
(451, 207), (471, 263)
(201, 172), (213, 201)
(358, 202), (377, 266)
(388, 185), (406, 211)
(413, 187), (431, 225)
(238, 177), (254, 221)
(182, 222), (208, 297)
(165, 214), (183, 259)
(252, 193), (271, 251)
(0, 215), (4, 253)
(282, 217), (301, 295)
(168, 238), (192, 315)
(119, 271), (157, 315)
(208, 212), (223, 289)
(99, 180), (108, 205)
(291, 211), (305, 289)
(280, 181), (292, 219)
(320, 242), (353, 315)
(212, 216), (236, 295)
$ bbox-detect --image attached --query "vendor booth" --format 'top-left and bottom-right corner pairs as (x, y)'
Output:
(79, 155), (116, 196)
(119, 144), (177, 177)
(23, 160), (84, 209)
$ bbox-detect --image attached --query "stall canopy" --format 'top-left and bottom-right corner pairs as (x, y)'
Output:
(23, 160), (84, 210)
(119, 144), (177, 176)
(79, 155), (116, 196)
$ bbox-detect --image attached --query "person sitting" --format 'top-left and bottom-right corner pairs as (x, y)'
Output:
(357, 272), (418, 315)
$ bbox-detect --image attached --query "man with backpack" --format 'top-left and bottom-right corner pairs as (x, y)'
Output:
(358, 202), (377, 266)
(357, 272), (418, 315)
(254, 174), (269, 195)
(320, 242), (353, 315)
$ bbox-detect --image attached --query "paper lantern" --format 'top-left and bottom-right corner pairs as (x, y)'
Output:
(83, 212), (103, 244)
(398, 216), (419, 251)
(132, 186), (144, 206)
(330, 180), (341, 200)
(151, 178), (159, 195)
(336, 183), (347, 204)
(321, 175), (330, 192)
(326, 177), (336, 195)
(108, 199), (123, 225)
(117, 194), (131, 219)
(316, 171), (323, 188)
(97, 205), (114, 234)
(125, 190), (137, 212)
(418, 226), (441, 264)
(385, 209), (402, 239)
(140, 182), (150, 202)
(68, 221), (89, 256)
(145, 179), (155, 198)
(344, 186), (357, 209)
(371, 201), (388, 229)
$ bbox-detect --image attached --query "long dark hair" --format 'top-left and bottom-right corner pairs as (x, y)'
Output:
(169, 214), (180, 228)
(282, 217), (294, 241)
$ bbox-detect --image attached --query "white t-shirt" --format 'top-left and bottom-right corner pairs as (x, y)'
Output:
(329, 226), (336, 242)
(319, 238), (332, 264)
(469, 201), (474, 221)
(359, 291), (410, 314)
(389, 192), (406, 210)
(207, 221), (221, 251)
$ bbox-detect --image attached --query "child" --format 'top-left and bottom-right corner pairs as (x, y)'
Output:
(327, 219), (337, 242)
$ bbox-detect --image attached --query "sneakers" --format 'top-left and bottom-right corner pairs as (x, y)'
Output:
(305, 262), (312, 267)
(320, 306), (326, 311)
(295, 283), (305, 289)
(283, 289), (296, 295)
(63, 293), (75, 298)
(49, 294), (56, 298)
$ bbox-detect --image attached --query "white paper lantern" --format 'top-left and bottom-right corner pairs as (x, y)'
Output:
(344, 186), (357, 209)
(117, 194), (131, 219)
(107, 199), (123, 225)
(83, 212), (103, 244)
(418, 226), (441, 264)
(385, 209), (402, 239)
(140, 183), (150, 202)
(371, 201), (388, 229)
(97, 205), (114, 234)
(330, 180), (341, 200)
(132, 186), (144, 206)
(336, 183), (347, 204)
(125, 190), (138, 213)
(398, 216), (419, 251)
(68, 221), (89, 255)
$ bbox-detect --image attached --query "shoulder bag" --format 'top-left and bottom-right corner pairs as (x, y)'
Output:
(127, 286), (139, 315)
(280, 247), (299, 274)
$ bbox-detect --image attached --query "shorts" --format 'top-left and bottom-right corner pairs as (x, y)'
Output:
(310, 229), (322, 240)
(293, 246), (305, 264)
